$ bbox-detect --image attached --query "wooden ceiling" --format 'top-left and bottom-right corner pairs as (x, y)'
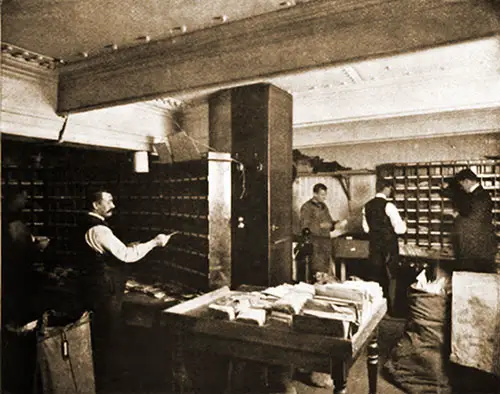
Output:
(3, 0), (500, 127)
(3, 0), (308, 62)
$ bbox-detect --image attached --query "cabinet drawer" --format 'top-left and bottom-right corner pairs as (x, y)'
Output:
(333, 238), (369, 259)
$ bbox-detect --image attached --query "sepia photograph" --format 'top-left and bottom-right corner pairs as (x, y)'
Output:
(1, 1), (500, 393)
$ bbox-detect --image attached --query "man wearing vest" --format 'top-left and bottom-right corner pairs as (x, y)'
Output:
(75, 190), (175, 392)
(362, 179), (407, 314)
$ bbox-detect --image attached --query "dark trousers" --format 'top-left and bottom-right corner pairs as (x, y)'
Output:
(311, 237), (332, 275)
(89, 285), (125, 392)
(80, 266), (127, 392)
(91, 301), (122, 392)
(367, 246), (399, 314)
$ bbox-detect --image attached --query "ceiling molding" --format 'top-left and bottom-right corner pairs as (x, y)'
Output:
(294, 128), (500, 149)
(57, 0), (500, 113)
(1, 51), (58, 82)
(291, 67), (500, 101)
(3, 0), (303, 62)
(58, 0), (388, 73)
(293, 106), (500, 148)
(1, 42), (59, 71)
(294, 101), (500, 129)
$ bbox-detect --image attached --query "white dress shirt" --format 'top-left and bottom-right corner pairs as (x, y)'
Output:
(362, 193), (407, 235)
(85, 212), (155, 263)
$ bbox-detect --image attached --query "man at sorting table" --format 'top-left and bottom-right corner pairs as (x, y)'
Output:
(74, 189), (176, 391)
(300, 183), (345, 279)
(362, 179), (407, 314)
(298, 183), (347, 388)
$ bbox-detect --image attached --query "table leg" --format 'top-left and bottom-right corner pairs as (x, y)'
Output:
(225, 359), (234, 394)
(171, 333), (188, 393)
(332, 361), (347, 394)
(340, 260), (347, 281)
(367, 328), (379, 394)
(305, 256), (311, 283)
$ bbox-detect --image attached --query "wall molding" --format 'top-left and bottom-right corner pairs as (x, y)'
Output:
(1, 59), (173, 151)
(291, 70), (500, 127)
(294, 102), (500, 129)
(295, 128), (500, 149)
(293, 106), (500, 148)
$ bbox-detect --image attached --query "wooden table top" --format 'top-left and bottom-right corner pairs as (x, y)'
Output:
(161, 286), (387, 362)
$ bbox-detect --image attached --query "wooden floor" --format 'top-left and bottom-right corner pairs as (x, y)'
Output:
(92, 314), (500, 393)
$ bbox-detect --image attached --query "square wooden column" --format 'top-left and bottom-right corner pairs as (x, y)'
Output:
(209, 83), (293, 287)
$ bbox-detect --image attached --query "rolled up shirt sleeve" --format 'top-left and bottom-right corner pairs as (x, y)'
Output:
(85, 225), (155, 263)
(361, 206), (370, 233)
(385, 202), (407, 235)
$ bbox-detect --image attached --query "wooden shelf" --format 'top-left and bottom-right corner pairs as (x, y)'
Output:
(296, 169), (375, 200)
(378, 159), (500, 250)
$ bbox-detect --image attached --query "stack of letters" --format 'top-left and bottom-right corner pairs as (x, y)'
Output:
(206, 280), (383, 337)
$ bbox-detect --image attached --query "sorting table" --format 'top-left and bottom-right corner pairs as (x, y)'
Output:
(161, 286), (387, 394)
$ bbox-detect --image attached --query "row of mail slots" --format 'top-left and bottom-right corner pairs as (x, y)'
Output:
(116, 161), (214, 289)
(3, 155), (222, 290)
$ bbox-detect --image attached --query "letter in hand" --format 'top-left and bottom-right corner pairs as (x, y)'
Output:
(330, 219), (348, 238)
(320, 222), (332, 229)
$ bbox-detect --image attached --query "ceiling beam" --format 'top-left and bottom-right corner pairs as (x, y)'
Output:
(57, 0), (500, 114)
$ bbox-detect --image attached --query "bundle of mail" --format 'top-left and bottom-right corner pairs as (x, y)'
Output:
(412, 269), (451, 295)
(124, 279), (200, 302)
(297, 280), (384, 338)
(207, 280), (384, 338)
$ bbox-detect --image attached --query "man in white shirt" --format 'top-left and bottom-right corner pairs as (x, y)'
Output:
(362, 180), (406, 314)
(76, 190), (174, 391)
(84, 191), (172, 262)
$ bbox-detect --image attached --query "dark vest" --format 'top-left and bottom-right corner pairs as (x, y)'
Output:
(75, 214), (126, 311)
(365, 197), (398, 251)
(76, 214), (123, 271)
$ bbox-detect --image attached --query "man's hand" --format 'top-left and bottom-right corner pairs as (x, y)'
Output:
(34, 236), (50, 251)
(319, 222), (332, 229)
(154, 232), (178, 247)
(334, 219), (348, 231)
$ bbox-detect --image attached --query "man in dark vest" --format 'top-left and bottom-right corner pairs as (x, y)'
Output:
(75, 189), (175, 391)
(362, 179), (406, 313)
(453, 168), (497, 273)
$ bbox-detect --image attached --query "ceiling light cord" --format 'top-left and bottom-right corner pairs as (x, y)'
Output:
(171, 119), (247, 199)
